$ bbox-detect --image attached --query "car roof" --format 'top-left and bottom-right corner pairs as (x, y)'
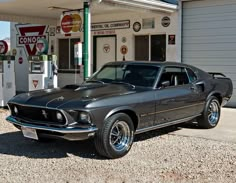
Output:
(105, 61), (194, 68)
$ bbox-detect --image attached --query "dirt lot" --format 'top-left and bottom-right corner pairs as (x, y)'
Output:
(0, 109), (236, 183)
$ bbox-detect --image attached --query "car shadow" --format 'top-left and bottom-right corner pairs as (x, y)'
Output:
(177, 121), (204, 129)
(134, 125), (180, 142)
(0, 123), (199, 160)
(0, 130), (100, 160)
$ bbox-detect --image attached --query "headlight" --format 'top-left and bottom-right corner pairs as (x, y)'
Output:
(67, 110), (92, 124)
(79, 112), (91, 122)
(79, 112), (91, 124)
(56, 111), (64, 122)
(14, 106), (18, 115)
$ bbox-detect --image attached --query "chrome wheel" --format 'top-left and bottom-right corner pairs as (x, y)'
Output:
(208, 99), (220, 125)
(94, 113), (134, 159)
(109, 120), (132, 152)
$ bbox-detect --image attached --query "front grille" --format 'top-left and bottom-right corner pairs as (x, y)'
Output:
(8, 103), (67, 126)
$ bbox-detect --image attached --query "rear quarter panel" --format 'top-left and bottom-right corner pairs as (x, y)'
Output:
(207, 77), (233, 102)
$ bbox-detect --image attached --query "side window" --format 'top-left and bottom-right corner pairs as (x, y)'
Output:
(186, 68), (198, 82)
(157, 67), (190, 88)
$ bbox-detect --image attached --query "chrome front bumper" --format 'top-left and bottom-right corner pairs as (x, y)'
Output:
(6, 116), (98, 141)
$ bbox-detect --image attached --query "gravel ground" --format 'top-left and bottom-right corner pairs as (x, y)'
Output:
(0, 109), (236, 183)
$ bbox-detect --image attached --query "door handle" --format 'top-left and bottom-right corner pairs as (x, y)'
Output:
(194, 81), (205, 92)
(190, 86), (196, 90)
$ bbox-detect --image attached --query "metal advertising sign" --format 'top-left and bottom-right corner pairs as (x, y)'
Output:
(91, 20), (130, 31)
(32, 80), (39, 88)
(103, 44), (110, 53)
(16, 25), (49, 56)
(60, 12), (83, 34)
(168, 35), (176, 45)
(120, 45), (128, 55)
(162, 16), (171, 27)
(0, 40), (8, 54)
(36, 38), (49, 54)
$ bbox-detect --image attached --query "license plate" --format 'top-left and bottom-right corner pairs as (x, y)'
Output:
(21, 127), (38, 140)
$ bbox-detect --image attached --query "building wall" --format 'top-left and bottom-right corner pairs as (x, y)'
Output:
(180, 0), (236, 106)
(90, 11), (178, 62)
(11, 10), (178, 92)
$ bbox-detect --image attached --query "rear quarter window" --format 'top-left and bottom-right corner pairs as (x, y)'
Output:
(186, 68), (198, 82)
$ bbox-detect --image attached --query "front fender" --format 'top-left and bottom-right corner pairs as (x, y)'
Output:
(105, 106), (140, 123)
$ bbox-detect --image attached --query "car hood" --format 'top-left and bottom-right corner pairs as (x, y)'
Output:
(9, 84), (140, 109)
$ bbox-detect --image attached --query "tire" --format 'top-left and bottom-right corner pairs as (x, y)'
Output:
(198, 96), (221, 129)
(94, 113), (134, 159)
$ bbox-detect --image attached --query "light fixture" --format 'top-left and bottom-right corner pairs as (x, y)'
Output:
(48, 6), (72, 11)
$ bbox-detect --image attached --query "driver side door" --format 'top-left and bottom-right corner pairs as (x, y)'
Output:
(154, 66), (202, 125)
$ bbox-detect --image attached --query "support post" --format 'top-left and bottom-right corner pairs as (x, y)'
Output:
(83, 1), (91, 80)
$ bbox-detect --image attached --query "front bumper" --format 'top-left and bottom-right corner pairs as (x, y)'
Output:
(6, 116), (98, 141)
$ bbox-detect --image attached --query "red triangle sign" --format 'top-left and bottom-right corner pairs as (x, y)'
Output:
(33, 80), (38, 88)
(18, 26), (47, 56)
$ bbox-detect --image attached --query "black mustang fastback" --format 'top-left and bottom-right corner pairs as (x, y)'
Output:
(6, 61), (233, 158)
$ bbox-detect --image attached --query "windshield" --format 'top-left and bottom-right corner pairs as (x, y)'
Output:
(88, 64), (160, 87)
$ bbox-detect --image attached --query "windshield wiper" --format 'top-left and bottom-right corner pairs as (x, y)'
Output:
(111, 81), (135, 89)
(85, 80), (105, 84)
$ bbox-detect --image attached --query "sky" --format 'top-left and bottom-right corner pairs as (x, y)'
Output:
(0, 21), (10, 40)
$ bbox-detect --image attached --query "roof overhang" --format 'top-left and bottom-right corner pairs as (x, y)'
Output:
(101, 0), (177, 13)
(0, 0), (178, 25)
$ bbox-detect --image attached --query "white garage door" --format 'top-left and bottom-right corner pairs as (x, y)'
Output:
(182, 0), (236, 106)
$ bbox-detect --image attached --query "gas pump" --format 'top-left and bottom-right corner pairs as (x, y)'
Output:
(0, 40), (16, 107)
(28, 39), (58, 91)
(74, 42), (83, 83)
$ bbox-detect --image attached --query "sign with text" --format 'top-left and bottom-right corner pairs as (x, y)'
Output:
(61, 12), (83, 34)
(92, 20), (130, 31)
(93, 30), (116, 35)
(16, 24), (49, 56)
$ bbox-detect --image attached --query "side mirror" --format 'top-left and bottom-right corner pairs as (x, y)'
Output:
(161, 81), (170, 88)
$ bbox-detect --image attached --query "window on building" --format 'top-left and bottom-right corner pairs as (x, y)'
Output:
(58, 38), (80, 71)
(135, 34), (166, 62)
(151, 35), (166, 61)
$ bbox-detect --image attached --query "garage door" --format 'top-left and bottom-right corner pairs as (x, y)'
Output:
(182, 0), (236, 106)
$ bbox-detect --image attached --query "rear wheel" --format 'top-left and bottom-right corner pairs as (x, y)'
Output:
(94, 113), (134, 159)
(198, 96), (221, 129)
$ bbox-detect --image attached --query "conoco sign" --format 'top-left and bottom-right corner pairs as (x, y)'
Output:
(0, 40), (8, 54)
(61, 12), (83, 34)
(16, 25), (48, 56)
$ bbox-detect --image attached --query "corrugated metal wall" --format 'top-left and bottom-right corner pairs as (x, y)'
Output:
(182, 0), (236, 106)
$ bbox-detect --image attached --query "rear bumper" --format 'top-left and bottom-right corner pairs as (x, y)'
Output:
(6, 116), (98, 141)
(222, 97), (231, 107)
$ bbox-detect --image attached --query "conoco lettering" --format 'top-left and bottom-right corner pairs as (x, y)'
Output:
(18, 36), (46, 45)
